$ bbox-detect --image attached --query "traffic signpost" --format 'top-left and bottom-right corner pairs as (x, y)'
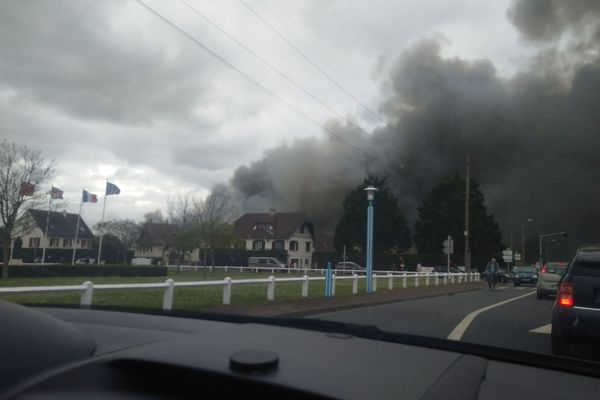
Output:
(503, 249), (513, 269)
(443, 236), (454, 272)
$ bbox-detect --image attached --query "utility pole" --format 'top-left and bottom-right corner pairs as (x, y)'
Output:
(464, 155), (471, 272)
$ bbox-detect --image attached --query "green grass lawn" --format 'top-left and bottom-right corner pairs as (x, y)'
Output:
(0, 271), (446, 311)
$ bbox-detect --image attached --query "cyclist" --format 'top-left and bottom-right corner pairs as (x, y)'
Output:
(485, 257), (500, 291)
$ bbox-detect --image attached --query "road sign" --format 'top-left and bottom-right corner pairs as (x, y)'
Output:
(443, 237), (454, 255)
(514, 252), (522, 261)
(502, 248), (513, 263)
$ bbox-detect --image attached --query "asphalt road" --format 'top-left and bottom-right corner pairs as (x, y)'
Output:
(314, 283), (556, 355)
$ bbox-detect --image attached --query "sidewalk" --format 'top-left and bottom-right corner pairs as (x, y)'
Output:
(203, 281), (485, 318)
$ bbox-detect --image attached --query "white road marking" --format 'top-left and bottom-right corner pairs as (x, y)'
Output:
(447, 290), (536, 341)
(530, 324), (551, 334)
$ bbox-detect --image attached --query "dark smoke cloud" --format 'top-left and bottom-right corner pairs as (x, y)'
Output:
(230, 0), (600, 260)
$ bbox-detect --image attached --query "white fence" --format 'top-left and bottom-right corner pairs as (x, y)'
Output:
(0, 272), (480, 310)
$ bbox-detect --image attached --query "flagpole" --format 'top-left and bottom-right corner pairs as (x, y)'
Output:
(97, 181), (108, 266)
(41, 194), (51, 264)
(71, 194), (83, 266)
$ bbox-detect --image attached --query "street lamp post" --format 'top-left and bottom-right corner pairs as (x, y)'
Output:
(521, 218), (532, 264)
(364, 186), (378, 294)
(538, 231), (567, 266)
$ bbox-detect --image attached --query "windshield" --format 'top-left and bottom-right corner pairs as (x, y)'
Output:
(515, 267), (536, 273)
(1, 0), (600, 374)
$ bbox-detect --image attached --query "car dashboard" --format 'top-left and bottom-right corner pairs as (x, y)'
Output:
(1, 300), (600, 400)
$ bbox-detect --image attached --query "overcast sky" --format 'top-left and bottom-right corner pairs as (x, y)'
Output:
(0, 0), (531, 227)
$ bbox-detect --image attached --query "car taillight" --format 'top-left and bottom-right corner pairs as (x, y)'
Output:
(540, 265), (547, 273)
(558, 281), (574, 307)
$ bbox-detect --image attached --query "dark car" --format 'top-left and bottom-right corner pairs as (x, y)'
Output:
(513, 266), (538, 286)
(551, 246), (600, 355)
(480, 267), (508, 283)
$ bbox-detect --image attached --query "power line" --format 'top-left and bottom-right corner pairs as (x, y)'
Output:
(255, 0), (382, 110)
(135, 0), (405, 178)
(239, 0), (421, 150)
(177, 0), (401, 167)
(269, 0), (383, 104)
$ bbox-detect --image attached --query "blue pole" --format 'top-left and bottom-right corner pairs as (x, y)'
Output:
(366, 200), (374, 293)
(325, 261), (333, 297)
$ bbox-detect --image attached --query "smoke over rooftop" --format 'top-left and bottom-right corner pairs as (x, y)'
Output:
(229, 0), (600, 259)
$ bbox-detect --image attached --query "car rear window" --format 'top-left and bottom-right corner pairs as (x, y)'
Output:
(572, 260), (600, 277)
(545, 263), (567, 274)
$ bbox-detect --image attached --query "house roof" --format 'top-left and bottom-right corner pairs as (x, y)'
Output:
(233, 212), (313, 240)
(136, 222), (178, 246)
(28, 209), (94, 239)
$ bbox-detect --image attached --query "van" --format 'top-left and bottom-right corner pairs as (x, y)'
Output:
(248, 257), (286, 272)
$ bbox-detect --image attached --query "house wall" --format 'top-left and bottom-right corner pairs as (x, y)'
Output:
(243, 226), (315, 266)
(17, 226), (92, 249)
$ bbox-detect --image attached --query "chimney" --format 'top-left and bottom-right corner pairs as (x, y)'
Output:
(269, 208), (276, 216)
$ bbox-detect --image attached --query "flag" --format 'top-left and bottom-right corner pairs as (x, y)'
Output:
(50, 186), (63, 200)
(82, 190), (98, 203)
(106, 181), (120, 195)
(19, 182), (35, 196)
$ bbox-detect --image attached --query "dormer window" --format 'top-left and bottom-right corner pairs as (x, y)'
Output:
(253, 223), (273, 231)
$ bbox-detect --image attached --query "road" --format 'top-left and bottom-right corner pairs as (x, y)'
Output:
(314, 284), (555, 355)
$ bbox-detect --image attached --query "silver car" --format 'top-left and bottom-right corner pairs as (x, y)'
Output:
(537, 262), (568, 299)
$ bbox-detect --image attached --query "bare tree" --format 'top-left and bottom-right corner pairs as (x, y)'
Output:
(197, 185), (239, 267)
(94, 219), (142, 263)
(166, 191), (203, 270)
(0, 141), (54, 278)
(143, 209), (164, 223)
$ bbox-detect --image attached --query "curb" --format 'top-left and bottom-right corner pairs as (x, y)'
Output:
(280, 285), (483, 318)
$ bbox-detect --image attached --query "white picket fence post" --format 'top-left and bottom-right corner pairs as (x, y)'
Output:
(162, 279), (174, 310)
(302, 275), (309, 297)
(373, 273), (378, 292)
(451, 274), (455, 284)
(425, 273), (430, 286)
(224, 265), (228, 273)
(352, 274), (358, 294)
(239, 266), (243, 272)
(415, 274), (419, 287)
(222, 277), (232, 305)
(80, 281), (93, 308)
(267, 275), (275, 300)
(403, 273), (407, 288)
(388, 272), (393, 290)
(332, 274), (336, 296)
(444, 274), (448, 285)
(435, 273), (439, 286)
(458, 273), (462, 283)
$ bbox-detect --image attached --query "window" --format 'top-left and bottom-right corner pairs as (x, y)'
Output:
(29, 237), (40, 248)
(305, 259), (309, 265)
(253, 240), (265, 250)
(253, 223), (273, 231)
(49, 238), (59, 247)
(273, 240), (285, 250)
(305, 242), (311, 252)
(63, 238), (72, 247)
(289, 240), (298, 251)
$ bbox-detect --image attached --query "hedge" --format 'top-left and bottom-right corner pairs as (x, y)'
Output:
(0, 265), (167, 278)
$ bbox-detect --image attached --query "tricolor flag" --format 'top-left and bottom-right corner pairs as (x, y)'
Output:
(50, 186), (64, 200)
(106, 181), (120, 195)
(82, 190), (98, 203)
(19, 182), (35, 196)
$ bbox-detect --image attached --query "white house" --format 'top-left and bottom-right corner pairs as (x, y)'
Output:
(14, 209), (94, 250)
(233, 210), (315, 267)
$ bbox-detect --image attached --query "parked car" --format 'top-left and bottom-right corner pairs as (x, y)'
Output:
(335, 261), (365, 273)
(513, 266), (538, 286)
(248, 257), (287, 272)
(537, 261), (568, 298)
(551, 246), (600, 355)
